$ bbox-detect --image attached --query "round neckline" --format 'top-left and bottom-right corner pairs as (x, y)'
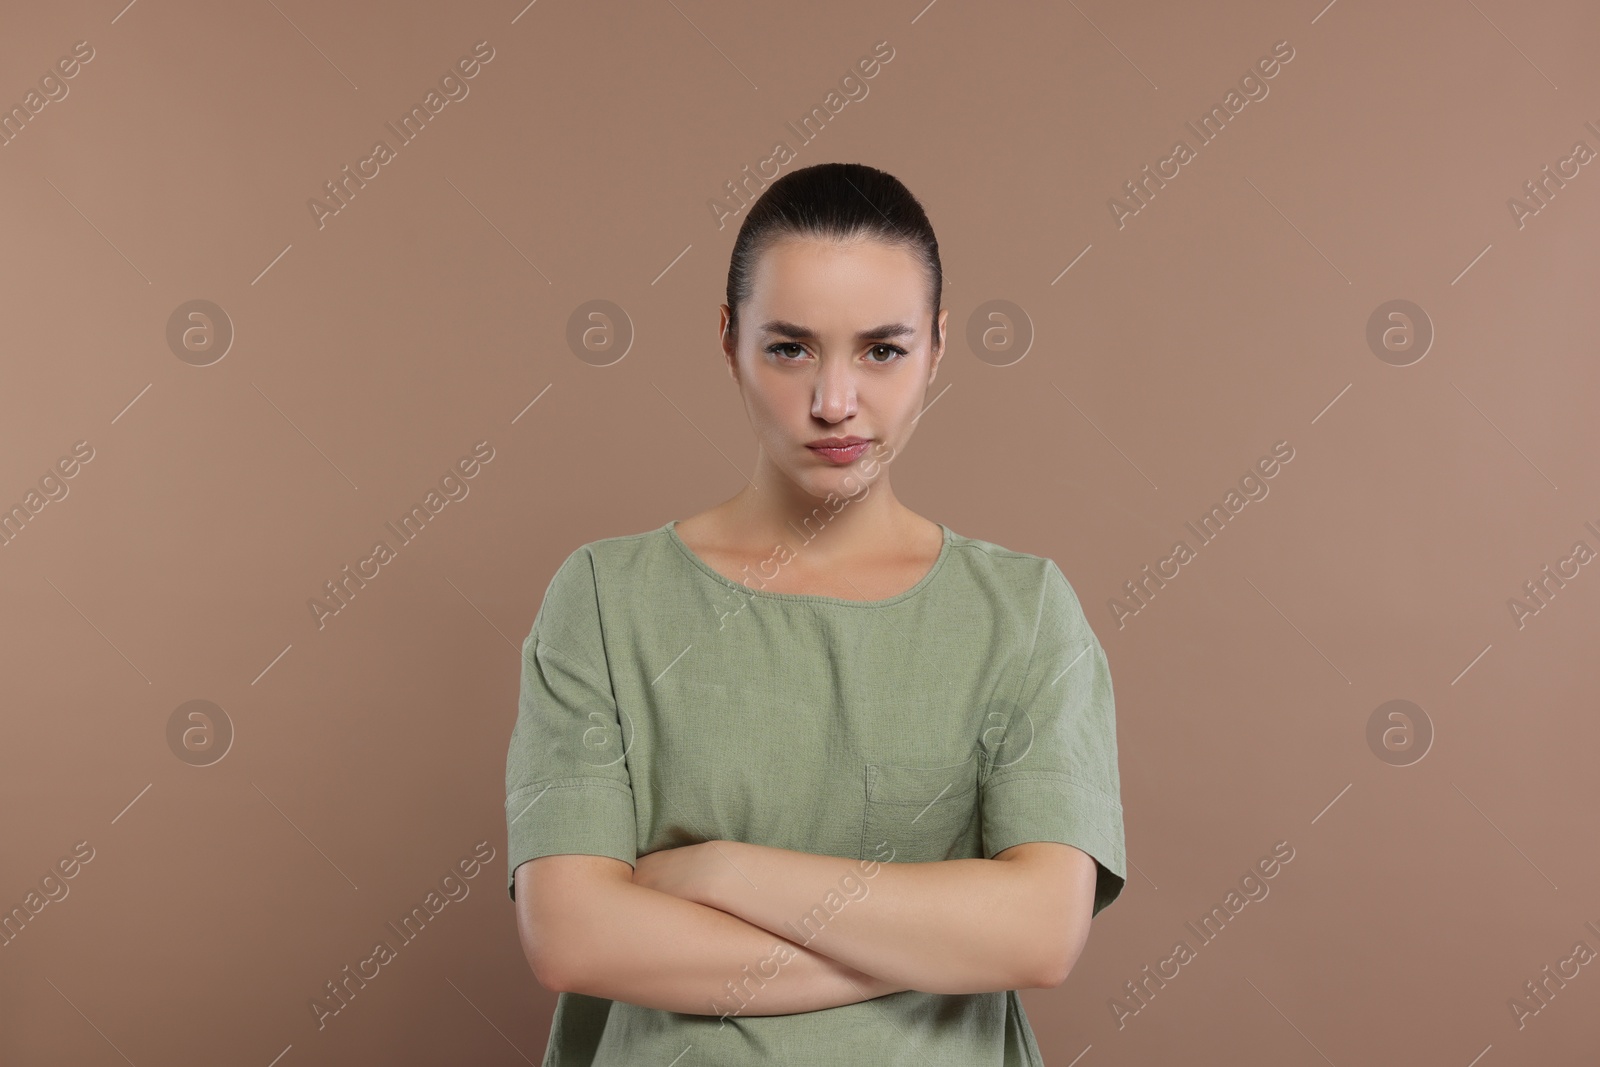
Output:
(663, 518), (953, 608)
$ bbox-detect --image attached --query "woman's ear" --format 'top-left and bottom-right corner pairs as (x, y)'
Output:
(718, 304), (740, 383)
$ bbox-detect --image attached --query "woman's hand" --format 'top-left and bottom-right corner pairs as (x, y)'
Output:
(632, 840), (730, 908)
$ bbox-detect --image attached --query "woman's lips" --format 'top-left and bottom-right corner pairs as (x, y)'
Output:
(807, 441), (871, 464)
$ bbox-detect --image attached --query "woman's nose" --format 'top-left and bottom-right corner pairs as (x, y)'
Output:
(811, 361), (858, 421)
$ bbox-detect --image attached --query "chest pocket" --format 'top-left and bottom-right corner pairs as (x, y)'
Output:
(860, 752), (982, 864)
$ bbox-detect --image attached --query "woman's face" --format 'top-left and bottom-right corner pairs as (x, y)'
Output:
(721, 234), (946, 502)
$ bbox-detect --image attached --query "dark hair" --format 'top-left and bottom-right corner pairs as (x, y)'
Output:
(724, 162), (942, 350)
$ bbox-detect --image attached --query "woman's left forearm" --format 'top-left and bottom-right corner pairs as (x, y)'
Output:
(688, 841), (1060, 994)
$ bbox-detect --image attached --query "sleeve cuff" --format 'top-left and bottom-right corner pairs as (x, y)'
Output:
(982, 773), (1127, 916)
(505, 778), (637, 900)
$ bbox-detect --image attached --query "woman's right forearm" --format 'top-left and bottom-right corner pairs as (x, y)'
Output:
(554, 877), (914, 1016)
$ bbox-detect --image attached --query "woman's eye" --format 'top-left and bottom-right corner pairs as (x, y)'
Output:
(766, 342), (905, 363)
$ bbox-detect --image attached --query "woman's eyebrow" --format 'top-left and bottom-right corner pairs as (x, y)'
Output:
(759, 319), (917, 342)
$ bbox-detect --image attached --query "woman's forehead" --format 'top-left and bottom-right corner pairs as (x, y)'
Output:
(746, 239), (930, 318)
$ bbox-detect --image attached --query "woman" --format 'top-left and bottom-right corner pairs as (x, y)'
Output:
(505, 162), (1126, 1065)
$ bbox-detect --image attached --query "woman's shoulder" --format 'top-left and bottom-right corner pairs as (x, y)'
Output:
(532, 524), (676, 625)
(943, 526), (1089, 609)
(552, 522), (674, 571)
(944, 525), (1064, 575)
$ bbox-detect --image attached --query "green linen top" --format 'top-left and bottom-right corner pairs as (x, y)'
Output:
(504, 519), (1127, 1066)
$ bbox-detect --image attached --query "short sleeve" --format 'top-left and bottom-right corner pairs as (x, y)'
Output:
(981, 560), (1127, 918)
(505, 547), (637, 901)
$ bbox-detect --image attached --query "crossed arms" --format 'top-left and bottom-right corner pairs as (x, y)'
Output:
(513, 839), (1100, 1018)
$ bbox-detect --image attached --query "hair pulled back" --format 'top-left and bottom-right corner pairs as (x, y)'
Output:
(724, 162), (942, 348)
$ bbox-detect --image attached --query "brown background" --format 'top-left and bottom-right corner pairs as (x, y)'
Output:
(3, 0), (1598, 1063)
